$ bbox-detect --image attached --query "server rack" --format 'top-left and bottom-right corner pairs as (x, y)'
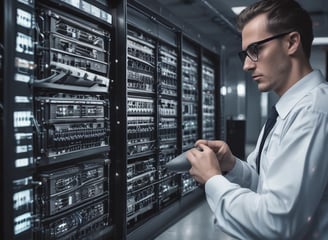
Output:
(126, 25), (159, 227)
(2, 0), (118, 239)
(1, 0), (220, 239)
(33, 0), (115, 238)
(126, 2), (221, 239)
(126, 8), (183, 232)
(202, 55), (218, 140)
(180, 37), (200, 196)
(2, 1), (37, 239)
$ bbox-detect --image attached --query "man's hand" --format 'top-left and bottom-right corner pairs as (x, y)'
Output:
(187, 144), (221, 184)
(186, 140), (236, 184)
(195, 140), (236, 172)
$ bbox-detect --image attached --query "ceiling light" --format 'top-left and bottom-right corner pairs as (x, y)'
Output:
(231, 6), (246, 15)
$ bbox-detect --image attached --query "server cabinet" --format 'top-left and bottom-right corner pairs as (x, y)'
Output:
(33, 1), (115, 238)
(226, 119), (246, 159)
(33, 0), (115, 237)
(126, 2), (221, 239)
(182, 41), (199, 152)
(126, 26), (158, 227)
(1, 0), (118, 239)
(157, 40), (181, 207)
(202, 55), (217, 140)
(126, 9), (182, 231)
(1, 0), (220, 239)
(2, 0), (36, 239)
(180, 37), (200, 196)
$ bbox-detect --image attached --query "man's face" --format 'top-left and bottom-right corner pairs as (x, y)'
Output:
(240, 13), (292, 96)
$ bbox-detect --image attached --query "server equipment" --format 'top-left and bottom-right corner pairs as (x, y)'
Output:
(2, 0), (114, 239)
(4, 1), (37, 240)
(32, 1), (113, 238)
(202, 61), (216, 140)
(157, 43), (180, 205)
(126, 27), (158, 226)
(1, 0), (220, 239)
(180, 40), (200, 196)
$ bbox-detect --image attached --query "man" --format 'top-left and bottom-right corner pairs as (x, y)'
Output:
(187, 0), (328, 239)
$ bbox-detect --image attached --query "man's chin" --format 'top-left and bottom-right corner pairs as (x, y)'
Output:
(257, 83), (270, 92)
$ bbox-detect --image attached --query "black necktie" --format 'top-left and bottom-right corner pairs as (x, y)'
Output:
(256, 106), (278, 174)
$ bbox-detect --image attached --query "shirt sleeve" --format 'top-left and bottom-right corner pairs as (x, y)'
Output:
(224, 155), (259, 191)
(205, 107), (328, 239)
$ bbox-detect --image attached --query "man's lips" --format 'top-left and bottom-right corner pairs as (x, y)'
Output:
(252, 75), (261, 81)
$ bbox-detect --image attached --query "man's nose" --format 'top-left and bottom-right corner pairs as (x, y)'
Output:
(242, 56), (256, 72)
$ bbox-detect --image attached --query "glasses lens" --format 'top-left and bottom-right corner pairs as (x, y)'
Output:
(247, 45), (258, 62)
(238, 51), (247, 63)
(238, 44), (258, 63)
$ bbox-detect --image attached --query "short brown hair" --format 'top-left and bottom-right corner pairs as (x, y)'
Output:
(236, 0), (313, 59)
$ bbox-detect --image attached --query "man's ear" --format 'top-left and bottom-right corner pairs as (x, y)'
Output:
(287, 31), (301, 54)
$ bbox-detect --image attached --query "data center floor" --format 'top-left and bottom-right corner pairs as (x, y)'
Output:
(154, 199), (236, 240)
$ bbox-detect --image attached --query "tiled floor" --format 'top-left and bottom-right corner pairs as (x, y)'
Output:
(154, 199), (236, 240)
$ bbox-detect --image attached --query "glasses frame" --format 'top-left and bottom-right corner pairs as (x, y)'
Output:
(238, 31), (294, 63)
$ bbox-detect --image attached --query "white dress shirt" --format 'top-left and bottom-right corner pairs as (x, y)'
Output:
(205, 70), (328, 239)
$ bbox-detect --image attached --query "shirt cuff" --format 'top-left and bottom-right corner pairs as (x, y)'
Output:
(205, 175), (234, 196)
(205, 175), (239, 213)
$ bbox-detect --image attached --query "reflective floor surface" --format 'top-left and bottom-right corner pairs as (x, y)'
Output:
(154, 199), (236, 240)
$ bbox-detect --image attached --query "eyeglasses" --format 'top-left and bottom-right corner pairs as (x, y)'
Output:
(238, 31), (293, 63)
